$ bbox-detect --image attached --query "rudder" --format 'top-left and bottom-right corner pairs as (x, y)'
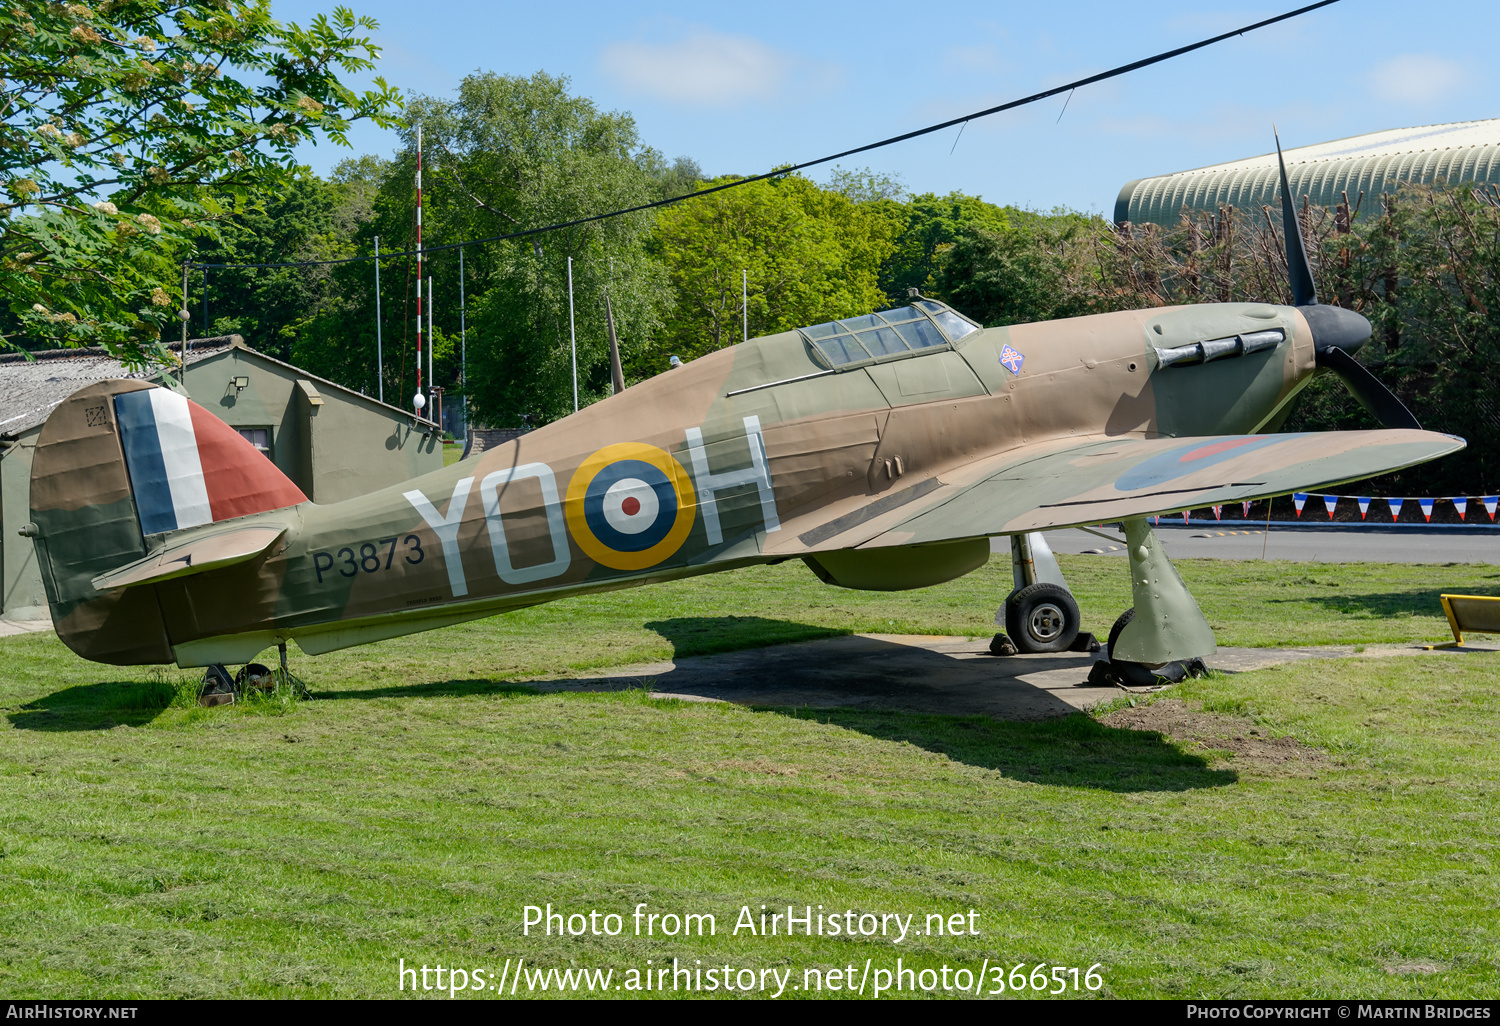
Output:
(28, 380), (307, 664)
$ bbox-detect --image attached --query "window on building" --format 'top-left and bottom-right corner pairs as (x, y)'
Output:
(238, 428), (271, 457)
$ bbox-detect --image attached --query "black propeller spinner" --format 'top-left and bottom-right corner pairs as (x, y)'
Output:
(1274, 132), (1420, 430)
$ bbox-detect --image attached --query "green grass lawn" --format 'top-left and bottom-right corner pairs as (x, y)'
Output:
(1, 556), (1497, 998)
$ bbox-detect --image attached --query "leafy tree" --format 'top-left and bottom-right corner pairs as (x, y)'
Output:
(190, 172), (344, 358)
(283, 156), (389, 392)
(1288, 184), (1500, 494)
(638, 151), (703, 203)
(879, 191), (1011, 306)
(826, 165), (905, 204)
(0, 1), (398, 364)
(932, 184), (1499, 494)
(331, 71), (672, 426)
(934, 209), (1104, 326)
(651, 173), (901, 366)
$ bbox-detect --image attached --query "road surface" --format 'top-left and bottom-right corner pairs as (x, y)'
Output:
(988, 524), (1500, 563)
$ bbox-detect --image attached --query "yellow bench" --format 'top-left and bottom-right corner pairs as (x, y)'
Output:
(1424, 594), (1500, 649)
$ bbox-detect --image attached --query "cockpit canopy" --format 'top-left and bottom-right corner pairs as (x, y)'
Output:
(798, 300), (981, 370)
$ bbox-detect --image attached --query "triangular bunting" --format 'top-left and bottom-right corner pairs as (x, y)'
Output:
(1242, 501), (1251, 519)
(1293, 493), (1307, 517)
(1418, 498), (1434, 522)
(1389, 498), (1404, 522)
(1454, 497), (1467, 521)
(1182, 510), (1190, 525)
(1357, 497), (1370, 519)
(1213, 505), (1222, 520)
(1323, 494), (1339, 518)
(1485, 497), (1499, 521)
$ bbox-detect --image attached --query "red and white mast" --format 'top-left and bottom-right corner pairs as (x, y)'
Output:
(413, 124), (426, 417)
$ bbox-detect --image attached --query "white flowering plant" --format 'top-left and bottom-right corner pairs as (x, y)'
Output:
(0, 1), (399, 367)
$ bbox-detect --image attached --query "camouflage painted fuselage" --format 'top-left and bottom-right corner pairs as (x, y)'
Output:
(29, 301), (1461, 667)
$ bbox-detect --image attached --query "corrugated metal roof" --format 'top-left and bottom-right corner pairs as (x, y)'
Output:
(0, 340), (235, 438)
(1115, 119), (1500, 226)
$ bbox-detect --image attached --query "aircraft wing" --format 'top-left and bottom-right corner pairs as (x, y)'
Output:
(769, 430), (1464, 553)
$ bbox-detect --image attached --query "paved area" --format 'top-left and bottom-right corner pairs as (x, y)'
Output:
(0, 619), (51, 638)
(524, 633), (1498, 721)
(1004, 525), (1500, 564)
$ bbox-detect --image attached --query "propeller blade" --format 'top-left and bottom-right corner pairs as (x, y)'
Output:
(1316, 346), (1421, 430)
(1275, 130), (1318, 307)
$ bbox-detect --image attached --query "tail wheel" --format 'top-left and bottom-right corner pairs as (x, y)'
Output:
(1005, 582), (1081, 654)
(235, 662), (274, 692)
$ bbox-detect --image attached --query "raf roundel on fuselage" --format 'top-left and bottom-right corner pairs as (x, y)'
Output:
(565, 442), (697, 571)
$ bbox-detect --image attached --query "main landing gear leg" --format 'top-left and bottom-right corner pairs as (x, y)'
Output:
(991, 532), (1100, 655)
(1091, 518), (1215, 687)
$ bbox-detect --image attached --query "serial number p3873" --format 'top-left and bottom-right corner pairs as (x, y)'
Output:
(313, 536), (424, 583)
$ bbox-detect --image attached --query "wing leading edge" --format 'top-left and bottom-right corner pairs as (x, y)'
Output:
(777, 430), (1463, 552)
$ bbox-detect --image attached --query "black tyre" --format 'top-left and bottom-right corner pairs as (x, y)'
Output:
(1107, 608), (1135, 657)
(1004, 583), (1081, 653)
(235, 662), (273, 691)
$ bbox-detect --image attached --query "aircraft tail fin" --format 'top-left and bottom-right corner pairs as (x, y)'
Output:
(27, 380), (307, 664)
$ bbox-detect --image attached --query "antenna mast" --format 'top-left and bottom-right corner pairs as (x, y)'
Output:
(413, 124), (426, 418)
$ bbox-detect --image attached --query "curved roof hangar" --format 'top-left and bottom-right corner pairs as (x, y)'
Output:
(1115, 119), (1500, 227)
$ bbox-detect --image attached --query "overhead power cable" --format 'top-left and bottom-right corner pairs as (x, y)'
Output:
(189, 0), (1339, 271)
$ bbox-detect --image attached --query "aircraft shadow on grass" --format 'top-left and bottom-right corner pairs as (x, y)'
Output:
(312, 680), (540, 701)
(527, 615), (1233, 793)
(7, 679), (175, 732)
(13, 616), (1234, 789)
(1273, 583), (1500, 619)
(780, 708), (1236, 793)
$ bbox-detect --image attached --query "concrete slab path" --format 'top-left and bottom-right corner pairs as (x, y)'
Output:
(0, 619), (52, 638)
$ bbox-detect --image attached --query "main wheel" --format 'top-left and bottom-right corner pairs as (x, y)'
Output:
(1004, 583), (1081, 653)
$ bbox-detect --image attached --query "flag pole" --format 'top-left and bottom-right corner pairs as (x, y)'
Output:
(374, 235), (383, 403)
(568, 255), (577, 413)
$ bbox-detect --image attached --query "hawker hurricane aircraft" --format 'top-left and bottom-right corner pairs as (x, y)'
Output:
(26, 145), (1462, 688)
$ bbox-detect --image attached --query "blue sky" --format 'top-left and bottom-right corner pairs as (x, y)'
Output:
(271, 0), (1498, 216)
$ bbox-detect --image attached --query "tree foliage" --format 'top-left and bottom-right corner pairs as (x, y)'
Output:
(652, 173), (901, 365)
(879, 191), (1011, 305)
(17, 28), (1487, 498)
(0, 0), (398, 364)
(336, 72), (666, 426)
(933, 208), (1100, 325)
